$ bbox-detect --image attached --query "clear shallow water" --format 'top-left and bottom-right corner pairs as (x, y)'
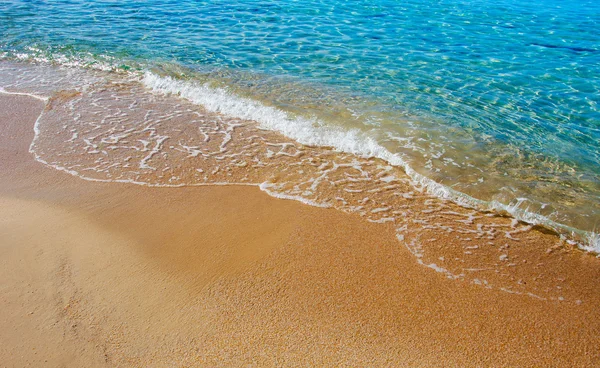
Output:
(1, 0), (599, 244)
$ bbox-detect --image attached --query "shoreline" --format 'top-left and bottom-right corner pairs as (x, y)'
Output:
(11, 69), (598, 301)
(1, 93), (600, 366)
(1, 59), (597, 251)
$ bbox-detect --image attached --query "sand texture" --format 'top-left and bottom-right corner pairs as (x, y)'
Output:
(1, 93), (600, 367)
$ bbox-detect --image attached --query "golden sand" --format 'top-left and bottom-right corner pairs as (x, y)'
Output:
(1, 93), (599, 366)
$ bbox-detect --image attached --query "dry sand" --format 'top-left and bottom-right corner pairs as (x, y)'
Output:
(1, 92), (600, 367)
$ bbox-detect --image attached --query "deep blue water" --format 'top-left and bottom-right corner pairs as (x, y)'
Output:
(1, 0), (599, 235)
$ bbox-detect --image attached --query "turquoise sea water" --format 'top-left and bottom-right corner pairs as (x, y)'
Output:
(1, 0), (599, 244)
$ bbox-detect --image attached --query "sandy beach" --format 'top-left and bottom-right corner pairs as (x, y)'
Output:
(1, 92), (600, 366)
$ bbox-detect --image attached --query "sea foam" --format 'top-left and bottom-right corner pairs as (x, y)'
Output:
(141, 72), (596, 252)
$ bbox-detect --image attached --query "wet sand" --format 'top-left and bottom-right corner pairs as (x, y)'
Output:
(1, 92), (600, 366)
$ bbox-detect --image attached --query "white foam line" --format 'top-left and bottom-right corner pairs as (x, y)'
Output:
(0, 88), (49, 101)
(499, 288), (547, 301)
(259, 182), (331, 208)
(141, 72), (598, 253)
